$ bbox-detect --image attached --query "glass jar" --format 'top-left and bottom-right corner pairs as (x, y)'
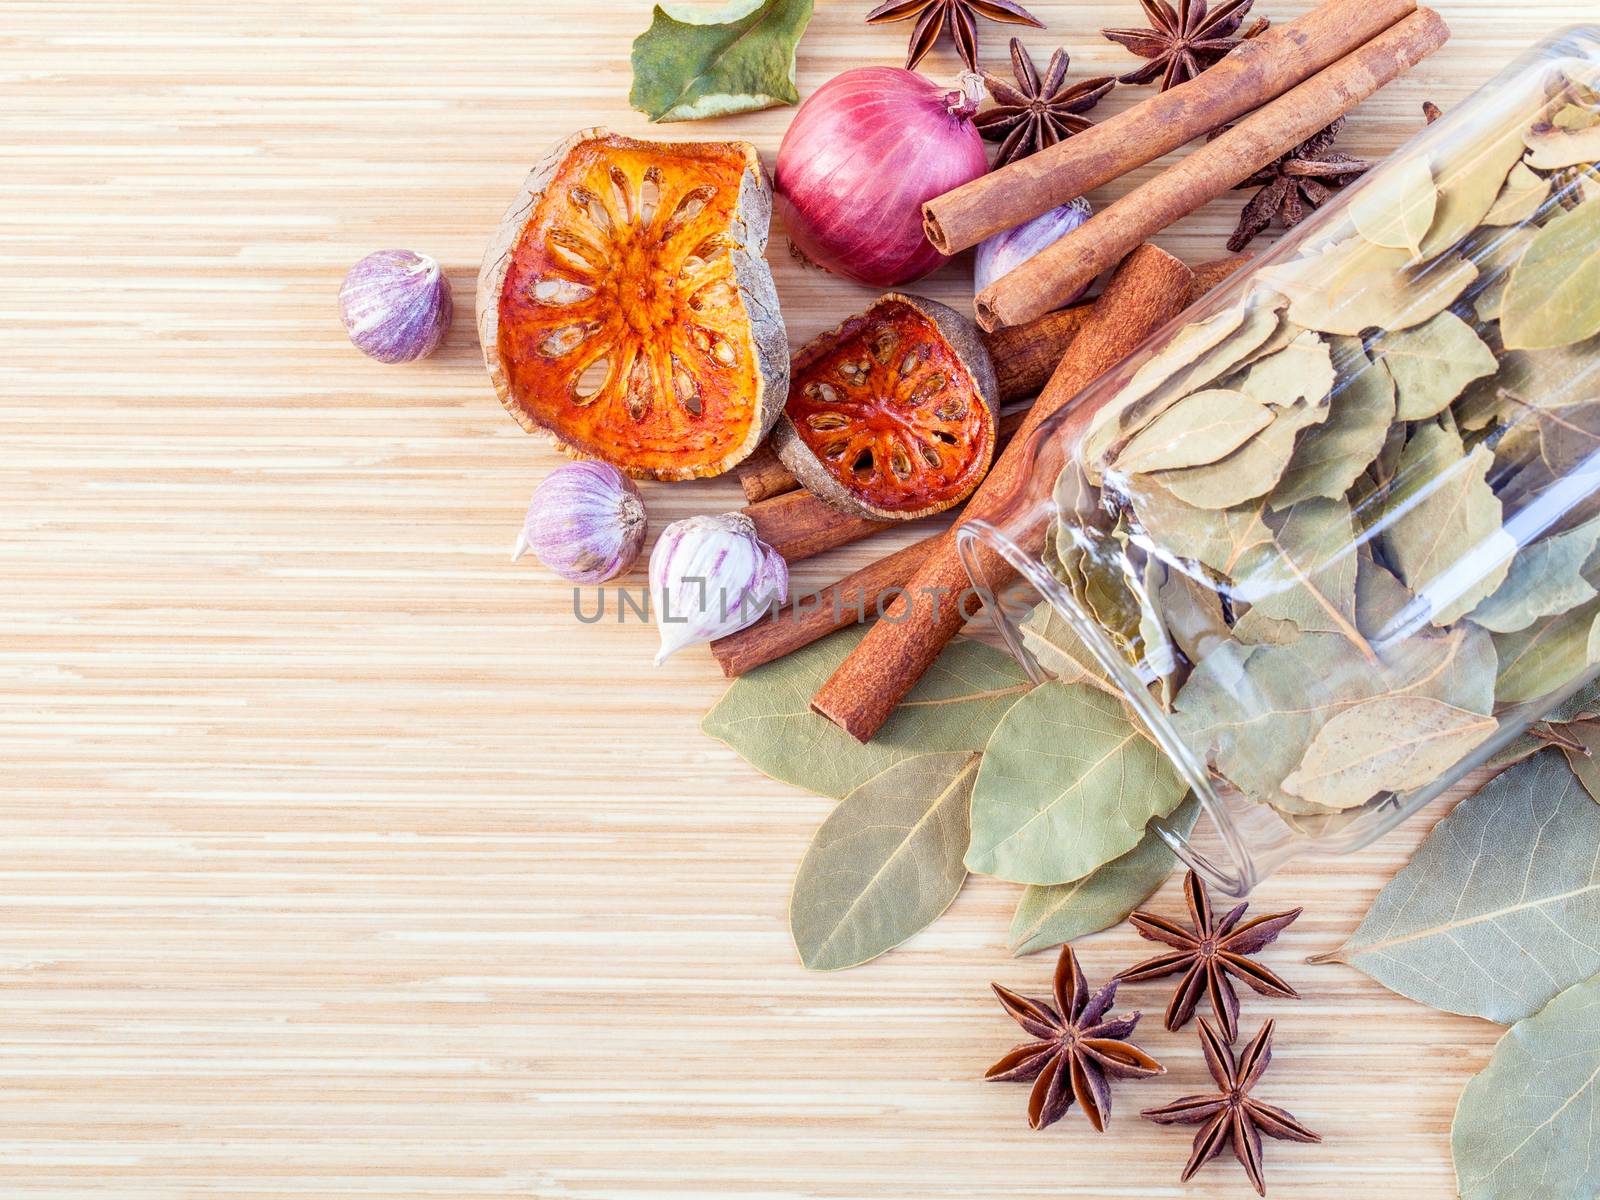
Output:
(957, 25), (1600, 895)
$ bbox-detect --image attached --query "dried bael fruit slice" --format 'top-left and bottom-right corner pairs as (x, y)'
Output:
(772, 295), (999, 521)
(477, 128), (788, 481)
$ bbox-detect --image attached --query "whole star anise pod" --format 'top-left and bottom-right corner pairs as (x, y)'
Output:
(976, 39), (1117, 167)
(986, 945), (1164, 1131)
(1142, 1018), (1321, 1196)
(1115, 870), (1300, 1043)
(1224, 117), (1371, 252)
(1103, 0), (1270, 92)
(866, 0), (1043, 73)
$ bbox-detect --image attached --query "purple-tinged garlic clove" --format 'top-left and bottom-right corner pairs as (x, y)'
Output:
(650, 513), (788, 665)
(974, 198), (1093, 299)
(339, 249), (453, 363)
(515, 461), (647, 585)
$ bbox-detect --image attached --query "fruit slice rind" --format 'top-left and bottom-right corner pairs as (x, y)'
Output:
(477, 127), (788, 481)
(772, 294), (999, 521)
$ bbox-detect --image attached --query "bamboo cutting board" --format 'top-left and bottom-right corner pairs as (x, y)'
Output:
(1, 2), (1591, 1196)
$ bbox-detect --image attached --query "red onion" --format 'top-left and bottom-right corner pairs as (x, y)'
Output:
(775, 68), (988, 288)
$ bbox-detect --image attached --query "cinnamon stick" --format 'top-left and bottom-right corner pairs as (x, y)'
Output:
(734, 305), (1094, 504)
(922, 0), (1419, 257)
(709, 535), (942, 678)
(976, 9), (1450, 330)
(812, 245), (1194, 743)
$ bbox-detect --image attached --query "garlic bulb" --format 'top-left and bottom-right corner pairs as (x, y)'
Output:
(975, 198), (1093, 298)
(650, 514), (788, 665)
(339, 249), (453, 363)
(514, 461), (647, 584)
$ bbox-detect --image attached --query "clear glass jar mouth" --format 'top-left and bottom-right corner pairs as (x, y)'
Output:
(956, 514), (1259, 896)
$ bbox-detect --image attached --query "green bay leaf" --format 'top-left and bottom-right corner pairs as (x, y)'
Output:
(1008, 794), (1200, 956)
(1481, 162), (1551, 227)
(1378, 419), (1515, 625)
(1371, 311), (1498, 420)
(1151, 396), (1329, 509)
(1420, 113), (1531, 258)
(630, 0), (813, 123)
(1281, 696), (1495, 810)
(1560, 719), (1600, 803)
(966, 681), (1186, 886)
(1258, 238), (1477, 336)
(1493, 596), (1600, 704)
(701, 625), (1029, 800)
(1452, 972), (1600, 1200)
(1129, 485), (1272, 577)
(1236, 330), (1336, 408)
(1470, 514), (1600, 633)
(1314, 750), (1600, 1022)
(1018, 602), (1120, 699)
(1233, 496), (1366, 650)
(1501, 195), (1600, 351)
(789, 751), (978, 971)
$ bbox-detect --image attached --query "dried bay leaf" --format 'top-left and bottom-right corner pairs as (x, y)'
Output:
(966, 681), (1187, 886)
(789, 752), (978, 971)
(1525, 122), (1600, 169)
(1236, 330), (1336, 408)
(1466, 224), (1538, 323)
(1312, 750), (1600, 1022)
(1129, 484), (1272, 577)
(1492, 596), (1600, 704)
(1112, 389), (1274, 475)
(1083, 303), (1284, 479)
(630, 0), (813, 122)
(1019, 602), (1120, 699)
(1350, 155), (1437, 257)
(1420, 113), (1532, 258)
(1272, 338), (1396, 508)
(1481, 162), (1551, 226)
(1257, 237), (1477, 336)
(1172, 623), (1495, 805)
(1370, 311), (1498, 420)
(1281, 696), (1495, 810)
(1008, 794), (1200, 956)
(1469, 513), (1600, 633)
(1559, 719), (1600, 803)
(1501, 194), (1600, 350)
(1452, 972), (1600, 1200)
(1151, 562), (1230, 667)
(702, 625), (1029, 800)
(1232, 497), (1366, 651)
(1151, 396), (1329, 510)
(1378, 419), (1515, 625)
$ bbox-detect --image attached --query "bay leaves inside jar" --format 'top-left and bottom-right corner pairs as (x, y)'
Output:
(1524, 123), (1600, 170)
(1280, 695), (1495, 810)
(1370, 310), (1498, 420)
(1111, 389), (1274, 475)
(1271, 337), (1396, 508)
(1231, 495), (1368, 654)
(1500, 195), (1600, 351)
(1419, 111), (1533, 258)
(1149, 395), (1330, 510)
(1235, 329), (1336, 408)
(1349, 154), (1437, 257)
(1377, 417), (1515, 626)
(1257, 237), (1478, 337)
(1482, 162), (1552, 227)
(1493, 595), (1600, 704)
(1469, 513), (1600, 633)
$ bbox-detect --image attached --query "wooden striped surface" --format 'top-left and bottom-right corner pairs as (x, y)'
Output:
(2, 2), (1588, 1196)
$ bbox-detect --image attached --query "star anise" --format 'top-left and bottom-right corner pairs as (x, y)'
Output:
(1142, 1018), (1321, 1196)
(866, 0), (1043, 73)
(976, 39), (1117, 167)
(986, 945), (1164, 1131)
(1223, 117), (1371, 252)
(1103, 0), (1270, 92)
(1115, 870), (1300, 1043)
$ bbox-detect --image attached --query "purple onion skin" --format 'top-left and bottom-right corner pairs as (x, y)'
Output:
(775, 68), (989, 288)
(339, 249), (453, 363)
(975, 198), (1093, 298)
(516, 462), (647, 585)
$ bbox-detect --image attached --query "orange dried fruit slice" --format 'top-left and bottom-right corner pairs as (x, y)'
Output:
(773, 295), (999, 521)
(477, 128), (789, 481)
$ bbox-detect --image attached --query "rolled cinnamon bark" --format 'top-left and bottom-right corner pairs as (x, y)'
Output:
(975, 9), (1450, 330)
(733, 305), (1095, 504)
(922, 0), (1419, 257)
(811, 245), (1194, 743)
(709, 535), (942, 678)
